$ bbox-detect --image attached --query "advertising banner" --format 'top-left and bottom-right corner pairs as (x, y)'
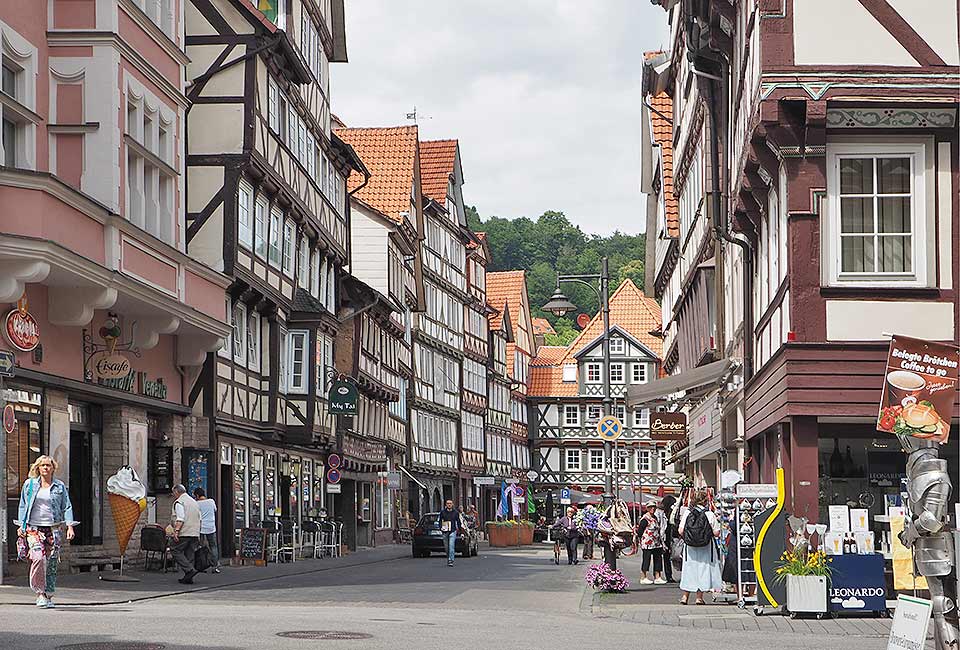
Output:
(877, 335), (958, 443)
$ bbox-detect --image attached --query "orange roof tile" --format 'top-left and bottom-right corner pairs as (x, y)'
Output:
(419, 139), (458, 207)
(486, 270), (526, 333)
(528, 279), (663, 397)
(334, 126), (418, 223)
(650, 92), (679, 238)
(531, 317), (556, 337)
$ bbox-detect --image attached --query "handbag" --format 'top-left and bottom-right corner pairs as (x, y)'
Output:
(16, 533), (29, 562)
(671, 538), (684, 570)
(194, 544), (213, 573)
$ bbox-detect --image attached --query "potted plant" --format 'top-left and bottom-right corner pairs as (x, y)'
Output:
(776, 547), (832, 617)
(584, 562), (630, 593)
(486, 520), (518, 547)
(517, 520), (534, 545)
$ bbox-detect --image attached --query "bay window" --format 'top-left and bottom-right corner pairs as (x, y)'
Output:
(268, 206), (282, 267)
(254, 196), (268, 257)
(827, 142), (928, 286)
(247, 311), (260, 372)
(287, 330), (308, 393)
(282, 219), (294, 276)
(238, 180), (253, 250)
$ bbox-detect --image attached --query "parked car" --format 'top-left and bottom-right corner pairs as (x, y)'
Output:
(411, 512), (479, 558)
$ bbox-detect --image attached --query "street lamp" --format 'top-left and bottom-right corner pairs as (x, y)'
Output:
(542, 257), (617, 569)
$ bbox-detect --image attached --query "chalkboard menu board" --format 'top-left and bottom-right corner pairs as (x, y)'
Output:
(239, 527), (267, 562)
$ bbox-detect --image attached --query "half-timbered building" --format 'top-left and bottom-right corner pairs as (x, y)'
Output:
(335, 123), (424, 547)
(487, 271), (535, 489)
(461, 231), (490, 508)
(184, 0), (361, 553)
(639, 0), (959, 522)
(405, 138), (472, 515)
(483, 277), (515, 521)
(530, 280), (680, 495)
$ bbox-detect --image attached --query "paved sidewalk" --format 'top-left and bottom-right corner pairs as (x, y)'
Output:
(0, 543), (410, 606)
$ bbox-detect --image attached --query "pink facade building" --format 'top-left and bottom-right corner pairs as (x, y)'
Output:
(1, 1), (229, 568)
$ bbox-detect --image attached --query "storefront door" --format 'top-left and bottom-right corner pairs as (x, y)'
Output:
(4, 389), (43, 559)
(68, 430), (102, 546)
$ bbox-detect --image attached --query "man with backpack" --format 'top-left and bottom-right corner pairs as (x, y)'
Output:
(677, 490), (721, 605)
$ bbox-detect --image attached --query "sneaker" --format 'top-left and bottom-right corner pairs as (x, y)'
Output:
(212, 568), (221, 574)
(654, 578), (667, 585)
(45, 598), (55, 608)
(35, 595), (48, 608)
(639, 578), (654, 585)
(447, 561), (454, 567)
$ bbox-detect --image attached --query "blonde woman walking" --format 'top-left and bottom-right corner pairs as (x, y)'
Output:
(17, 455), (76, 608)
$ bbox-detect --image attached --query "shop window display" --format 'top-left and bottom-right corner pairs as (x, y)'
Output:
(249, 450), (263, 525)
(312, 464), (324, 515)
(264, 453), (277, 517)
(302, 459), (312, 516)
(5, 389), (43, 558)
(233, 447), (248, 534)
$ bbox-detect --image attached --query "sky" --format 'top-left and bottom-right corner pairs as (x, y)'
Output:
(331, 1), (670, 235)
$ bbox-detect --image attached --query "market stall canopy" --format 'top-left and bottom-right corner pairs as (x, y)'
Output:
(626, 358), (735, 407)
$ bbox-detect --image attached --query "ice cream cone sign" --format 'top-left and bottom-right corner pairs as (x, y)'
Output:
(107, 466), (147, 556)
(99, 315), (122, 355)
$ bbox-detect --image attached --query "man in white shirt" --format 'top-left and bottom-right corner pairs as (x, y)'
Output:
(193, 487), (220, 573)
(170, 484), (202, 584)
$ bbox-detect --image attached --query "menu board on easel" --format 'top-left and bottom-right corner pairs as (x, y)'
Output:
(238, 528), (266, 565)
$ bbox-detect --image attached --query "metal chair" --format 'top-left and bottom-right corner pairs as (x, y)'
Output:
(259, 520), (281, 563)
(300, 520), (322, 559)
(139, 525), (170, 572)
(277, 519), (298, 563)
(319, 521), (339, 558)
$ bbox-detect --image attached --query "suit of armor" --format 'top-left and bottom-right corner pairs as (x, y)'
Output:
(899, 437), (958, 649)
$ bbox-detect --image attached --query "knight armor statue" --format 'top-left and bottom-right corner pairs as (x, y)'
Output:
(899, 435), (958, 649)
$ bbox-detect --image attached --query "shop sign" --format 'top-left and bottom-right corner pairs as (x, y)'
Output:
(735, 483), (778, 498)
(649, 412), (687, 441)
(877, 334), (958, 444)
(93, 353), (132, 380)
(828, 555), (886, 612)
(99, 371), (167, 400)
(689, 400), (714, 446)
(887, 595), (933, 650)
(4, 307), (40, 352)
(2, 403), (15, 434)
(386, 471), (401, 489)
(473, 476), (495, 486)
(328, 378), (358, 416)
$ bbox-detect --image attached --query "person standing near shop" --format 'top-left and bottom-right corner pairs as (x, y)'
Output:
(170, 484), (202, 584)
(193, 487), (220, 574)
(554, 507), (580, 565)
(438, 500), (462, 567)
(16, 456), (77, 608)
(660, 493), (677, 583)
(677, 490), (722, 605)
(637, 502), (667, 585)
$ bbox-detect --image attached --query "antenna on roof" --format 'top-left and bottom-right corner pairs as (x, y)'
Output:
(405, 106), (432, 124)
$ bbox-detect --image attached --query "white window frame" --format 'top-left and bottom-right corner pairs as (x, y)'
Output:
(297, 236), (309, 289)
(565, 448), (581, 472)
(254, 195), (268, 258)
(658, 448), (668, 473)
(586, 362), (602, 384)
(825, 140), (930, 288)
(282, 219), (295, 277)
(237, 179), (253, 250)
(219, 296), (232, 359)
(562, 364), (576, 383)
(268, 206), (282, 267)
(634, 408), (650, 429)
(563, 404), (579, 427)
(232, 302), (246, 364)
(609, 338), (625, 355)
(287, 329), (308, 394)
(610, 362), (625, 384)
(586, 405), (602, 425)
(589, 449), (604, 471)
(637, 449), (652, 473)
(278, 327), (288, 393)
(247, 311), (260, 372)
(631, 362), (647, 384)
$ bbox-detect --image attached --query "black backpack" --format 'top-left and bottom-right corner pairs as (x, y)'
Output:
(682, 508), (713, 548)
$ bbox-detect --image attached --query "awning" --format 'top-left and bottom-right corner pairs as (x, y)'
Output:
(627, 358), (735, 407)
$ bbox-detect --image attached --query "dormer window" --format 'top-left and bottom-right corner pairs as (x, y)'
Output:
(562, 364), (577, 382)
(609, 338), (625, 355)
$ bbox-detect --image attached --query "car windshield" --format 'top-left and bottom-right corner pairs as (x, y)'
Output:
(418, 514), (440, 529)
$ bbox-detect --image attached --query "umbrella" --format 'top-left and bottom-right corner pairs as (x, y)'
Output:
(545, 491), (555, 522)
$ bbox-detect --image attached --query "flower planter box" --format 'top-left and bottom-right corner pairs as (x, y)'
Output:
(518, 525), (534, 545)
(786, 575), (828, 615)
(487, 524), (534, 546)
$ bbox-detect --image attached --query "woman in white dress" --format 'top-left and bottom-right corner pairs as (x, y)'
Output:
(677, 490), (722, 605)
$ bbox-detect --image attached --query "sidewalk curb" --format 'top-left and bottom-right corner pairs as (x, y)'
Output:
(0, 548), (408, 608)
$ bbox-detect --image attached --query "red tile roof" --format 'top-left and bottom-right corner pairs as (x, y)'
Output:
(650, 92), (678, 238)
(334, 126), (419, 223)
(419, 139), (458, 207)
(532, 317), (556, 337)
(486, 270), (526, 333)
(529, 279), (663, 398)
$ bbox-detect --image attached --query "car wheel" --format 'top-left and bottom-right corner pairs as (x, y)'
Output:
(471, 541), (478, 556)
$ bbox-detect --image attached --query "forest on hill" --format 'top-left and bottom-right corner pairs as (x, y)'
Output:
(466, 207), (647, 345)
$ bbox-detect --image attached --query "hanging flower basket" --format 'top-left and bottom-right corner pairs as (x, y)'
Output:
(584, 562), (630, 593)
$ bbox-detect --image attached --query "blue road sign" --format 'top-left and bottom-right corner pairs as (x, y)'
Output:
(0, 350), (14, 377)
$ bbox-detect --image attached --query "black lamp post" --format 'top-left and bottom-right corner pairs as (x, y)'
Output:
(543, 257), (616, 570)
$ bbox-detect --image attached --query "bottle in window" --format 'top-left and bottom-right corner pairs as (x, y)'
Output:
(829, 439), (843, 478)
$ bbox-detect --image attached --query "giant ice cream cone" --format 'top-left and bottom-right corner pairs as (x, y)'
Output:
(106, 466), (147, 556)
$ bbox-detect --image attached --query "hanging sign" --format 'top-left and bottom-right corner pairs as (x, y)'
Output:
(3, 404), (15, 434)
(649, 412), (687, 441)
(93, 353), (132, 380)
(327, 378), (358, 416)
(877, 334), (957, 444)
(4, 307), (40, 352)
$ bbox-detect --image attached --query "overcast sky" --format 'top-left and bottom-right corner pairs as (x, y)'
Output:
(331, 1), (670, 235)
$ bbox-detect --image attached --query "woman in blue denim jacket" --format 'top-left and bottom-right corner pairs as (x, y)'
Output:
(17, 455), (77, 608)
